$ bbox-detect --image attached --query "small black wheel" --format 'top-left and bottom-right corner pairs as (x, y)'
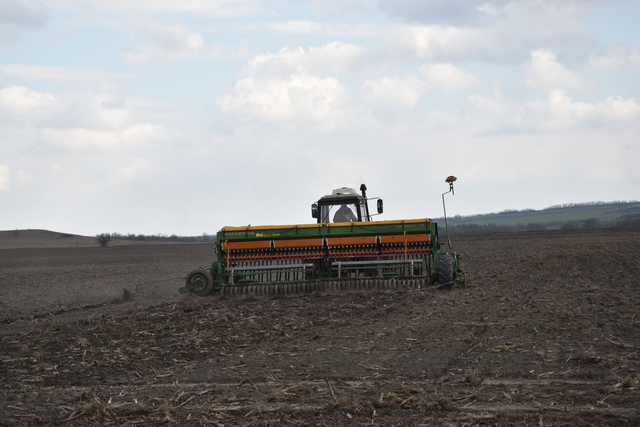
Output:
(437, 253), (454, 290)
(185, 269), (214, 296)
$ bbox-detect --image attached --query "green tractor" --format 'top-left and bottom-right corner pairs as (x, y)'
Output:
(181, 177), (464, 296)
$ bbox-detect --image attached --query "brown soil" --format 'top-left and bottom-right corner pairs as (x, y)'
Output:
(1, 229), (639, 426)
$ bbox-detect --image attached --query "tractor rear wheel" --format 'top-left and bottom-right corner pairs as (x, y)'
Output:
(438, 254), (454, 290)
(185, 269), (214, 296)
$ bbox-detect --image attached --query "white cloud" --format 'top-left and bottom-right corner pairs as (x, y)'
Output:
(0, 86), (136, 130)
(218, 43), (475, 126)
(589, 46), (640, 69)
(62, 92), (132, 129)
(218, 72), (348, 126)
(0, 64), (138, 82)
(523, 90), (597, 131)
(111, 158), (154, 184)
(306, 41), (365, 74)
(43, 0), (260, 17)
(0, 0), (50, 40)
(419, 63), (476, 92)
(14, 169), (32, 187)
(525, 49), (585, 90)
(0, 165), (10, 192)
(0, 0), (49, 25)
(266, 20), (381, 37)
(379, 0), (511, 25)
(380, 0), (594, 27)
(360, 75), (425, 109)
(124, 24), (204, 63)
(205, 41), (252, 61)
(0, 85), (61, 120)
(479, 89), (640, 134)
(310, 0), (377, 19)
(42, 123), (171, 151)
(267, 20), (327, 35)
(360, 63), (475, 109)
(388, 24), (475, 61)
(468, 91), (510, 118)
(217, 46), (355, 127)
(382, 2), (596, 64)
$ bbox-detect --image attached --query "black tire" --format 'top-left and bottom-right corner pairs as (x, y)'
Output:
(185, 268), (214, 297)
(437, 253), (455, 290)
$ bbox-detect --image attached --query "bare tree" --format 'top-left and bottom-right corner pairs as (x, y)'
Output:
(96, 233), (111, 247)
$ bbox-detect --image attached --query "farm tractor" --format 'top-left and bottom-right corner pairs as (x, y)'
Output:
(180, 177), (464, 296)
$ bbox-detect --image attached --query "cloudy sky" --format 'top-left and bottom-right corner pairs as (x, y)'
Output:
(1, 0), (639, 236)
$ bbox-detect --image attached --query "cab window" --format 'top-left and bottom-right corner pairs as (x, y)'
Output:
(332, 203), (358, 223)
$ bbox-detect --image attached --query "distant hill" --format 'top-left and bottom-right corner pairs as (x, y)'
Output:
(435, 201), (640, 234)
(0, 229), (211, 250)
(0, 229), (143, 250)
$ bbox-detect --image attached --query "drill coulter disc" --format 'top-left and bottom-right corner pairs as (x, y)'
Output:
(213, 274), (435, 297)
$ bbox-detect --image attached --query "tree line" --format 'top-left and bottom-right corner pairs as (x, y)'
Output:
(95, 232), (215, 247)
(444, 216), (640, 236)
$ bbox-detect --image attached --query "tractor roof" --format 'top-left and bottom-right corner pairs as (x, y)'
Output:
(319, 187), (362, 201)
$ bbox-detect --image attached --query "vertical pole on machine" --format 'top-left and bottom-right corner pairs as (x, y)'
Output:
(403, 231), (408, 263)
(442, 176), (457, 253)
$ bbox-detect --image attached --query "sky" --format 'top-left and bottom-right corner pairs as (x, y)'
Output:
(1, 0), (639, 236)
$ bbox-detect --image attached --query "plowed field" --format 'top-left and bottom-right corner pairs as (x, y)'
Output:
(1, 230), (639, 426)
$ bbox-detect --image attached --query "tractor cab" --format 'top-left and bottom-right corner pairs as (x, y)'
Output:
(311, 184), (383, 224)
